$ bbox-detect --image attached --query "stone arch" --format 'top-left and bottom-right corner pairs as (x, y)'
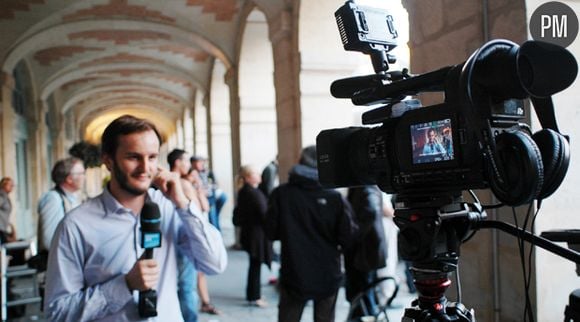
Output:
(238, 8), (277, 169)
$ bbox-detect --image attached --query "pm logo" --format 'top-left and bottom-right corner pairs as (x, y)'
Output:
(530, 1), (578, 48)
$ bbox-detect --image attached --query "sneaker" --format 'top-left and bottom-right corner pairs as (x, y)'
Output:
(200, 302), (221, 315)
(248, 299), (268, 308)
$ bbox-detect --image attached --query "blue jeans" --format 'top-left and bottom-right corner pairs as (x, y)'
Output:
(178, 251), (198, 322)
(208, 191), (227, 231)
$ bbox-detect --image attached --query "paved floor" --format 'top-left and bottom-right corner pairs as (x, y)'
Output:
(198, 226), (415, 322)
(8, 226), (416, 321)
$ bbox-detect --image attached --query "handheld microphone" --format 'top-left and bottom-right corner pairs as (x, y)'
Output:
(138, 201), (162, 318)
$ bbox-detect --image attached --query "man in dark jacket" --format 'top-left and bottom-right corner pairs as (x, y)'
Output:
(345, 185), (388, 318)
(265, 145), (358, 322)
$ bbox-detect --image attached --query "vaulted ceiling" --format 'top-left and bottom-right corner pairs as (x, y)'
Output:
(0, 0), (288, 142)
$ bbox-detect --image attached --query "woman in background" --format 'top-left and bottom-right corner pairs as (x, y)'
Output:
(234, 165), (273, 307)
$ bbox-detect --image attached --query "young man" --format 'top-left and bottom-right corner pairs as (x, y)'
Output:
(37, 157), (86, 253)
(167, 148), (211, 322)
(45, 115), (227, 321)
(265, 145), (358, 322)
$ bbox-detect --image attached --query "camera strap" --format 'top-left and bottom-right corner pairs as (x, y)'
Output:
(530, 96), (562, 134)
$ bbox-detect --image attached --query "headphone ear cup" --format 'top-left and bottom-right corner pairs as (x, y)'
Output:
(532, 129), (570, 200)
(489, 131), (544, 206)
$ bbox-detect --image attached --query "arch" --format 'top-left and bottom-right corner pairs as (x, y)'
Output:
(238, 8), (277, 168)
(39, 49), (209, 99)
(80, 105), (177, 144)
(3, 20), (232, 73)
(71, 83), (189, 116)
(42, 62), (200, 102)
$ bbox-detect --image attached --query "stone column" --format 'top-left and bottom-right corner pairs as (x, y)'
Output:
(225, 67), (241, 181)
(0, 72), (15, 177)
(269, 7), (302, 183)
(203, 91), (213, 164)
(402, 1), (529, 321)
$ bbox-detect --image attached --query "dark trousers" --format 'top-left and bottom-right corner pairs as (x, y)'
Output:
(246, 257), (262, 301)
(278, 285), (338, 322)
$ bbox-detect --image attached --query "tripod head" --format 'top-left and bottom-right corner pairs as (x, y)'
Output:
(393, 192), (580, 322)
(393, 193), (484, 321)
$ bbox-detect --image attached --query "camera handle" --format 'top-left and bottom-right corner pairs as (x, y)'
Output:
(476, 221), (580, 322)
(476, 220), (580, 263)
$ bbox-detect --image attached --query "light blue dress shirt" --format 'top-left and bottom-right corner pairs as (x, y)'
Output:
(37, 189), (80, 252)
(45, 187), (228, 322)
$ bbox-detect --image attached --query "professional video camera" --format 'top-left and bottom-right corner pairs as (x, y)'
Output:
(317, 2), (577, 207)
(317, 2), (579, 321)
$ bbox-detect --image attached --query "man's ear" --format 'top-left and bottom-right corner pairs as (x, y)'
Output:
(102, 154), (113, 171)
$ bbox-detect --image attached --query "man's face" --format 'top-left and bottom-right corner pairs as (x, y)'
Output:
(104, 130), (160, 196)
(176, 153), (191, 176)
(428, 130), (436, 143)
(68, 162), (86, 192)
(192, 160), (204, 172)
(2, 180), (14, 193)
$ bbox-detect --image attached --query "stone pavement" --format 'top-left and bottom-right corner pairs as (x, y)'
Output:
(198, 226), (415, 322)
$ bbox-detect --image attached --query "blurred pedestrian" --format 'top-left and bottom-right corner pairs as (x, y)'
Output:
(265, 145), (358, 322)
(258, 156), (278, 197)
(234, 165), (273, 307)
(345, 185), (388, 319)
(191, 156), (227, 231)
(37, 157), (86, 253)
(0, 177), (15, 243)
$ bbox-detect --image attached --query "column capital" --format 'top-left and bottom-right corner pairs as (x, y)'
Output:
(269, 9), (293, 45)
(223, 67), (238, 86)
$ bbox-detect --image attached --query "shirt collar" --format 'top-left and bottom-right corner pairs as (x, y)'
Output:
(100, 187), (134, 217)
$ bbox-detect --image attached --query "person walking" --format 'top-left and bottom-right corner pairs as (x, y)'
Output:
(265, 145), (358, 322)
(234, 165), (273, 307)
(344, 185), (388, 319)
(258, 157), (278, 197)
(44, 115), (227, 321)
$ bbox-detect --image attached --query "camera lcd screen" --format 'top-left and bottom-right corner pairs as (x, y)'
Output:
(410, 119), (454, 164)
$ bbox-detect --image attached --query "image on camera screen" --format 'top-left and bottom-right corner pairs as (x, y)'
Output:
(411, 119), (454, 164)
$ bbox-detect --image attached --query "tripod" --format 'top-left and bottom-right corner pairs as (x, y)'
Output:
(540, 230), (580, 322)
(394, 193), (482, 322)
(393, 193), (580, 322)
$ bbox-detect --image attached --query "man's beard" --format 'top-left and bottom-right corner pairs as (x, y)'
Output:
(112, 161), (149, 196)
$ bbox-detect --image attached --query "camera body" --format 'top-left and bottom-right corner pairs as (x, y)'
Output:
(317, 1), (577, 206)
(318, 95), (526, 196)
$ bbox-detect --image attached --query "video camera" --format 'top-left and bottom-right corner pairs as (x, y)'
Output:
(316, 1), (577, 207)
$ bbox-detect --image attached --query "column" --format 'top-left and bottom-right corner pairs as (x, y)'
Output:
(269, 7), (302, 183)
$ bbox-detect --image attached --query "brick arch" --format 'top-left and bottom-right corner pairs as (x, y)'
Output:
(63, 83), (186, 117)
(73, 87), (186, 121)
(3, 20), (231, 74)
(42, 62), (199, 102)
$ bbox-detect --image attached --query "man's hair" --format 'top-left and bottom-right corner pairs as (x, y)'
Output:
(299, 145), (317, 168)
(101, 115), (162, 157)
(167, 149), (186, 169)
(190, 155), (206, 163)
(51, 157), (83, 185)
(0, 177), (12, 188)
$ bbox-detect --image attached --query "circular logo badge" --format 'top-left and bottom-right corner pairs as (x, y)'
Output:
(529, 1), (578, 48)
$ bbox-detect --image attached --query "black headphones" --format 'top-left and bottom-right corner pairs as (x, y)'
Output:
(460, 40), (576, 206)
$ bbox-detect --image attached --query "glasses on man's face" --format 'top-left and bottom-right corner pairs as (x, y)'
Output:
(70, 171), (86, 176)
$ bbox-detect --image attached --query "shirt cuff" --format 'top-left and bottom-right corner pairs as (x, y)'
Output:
(176, 199), (204, 220)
